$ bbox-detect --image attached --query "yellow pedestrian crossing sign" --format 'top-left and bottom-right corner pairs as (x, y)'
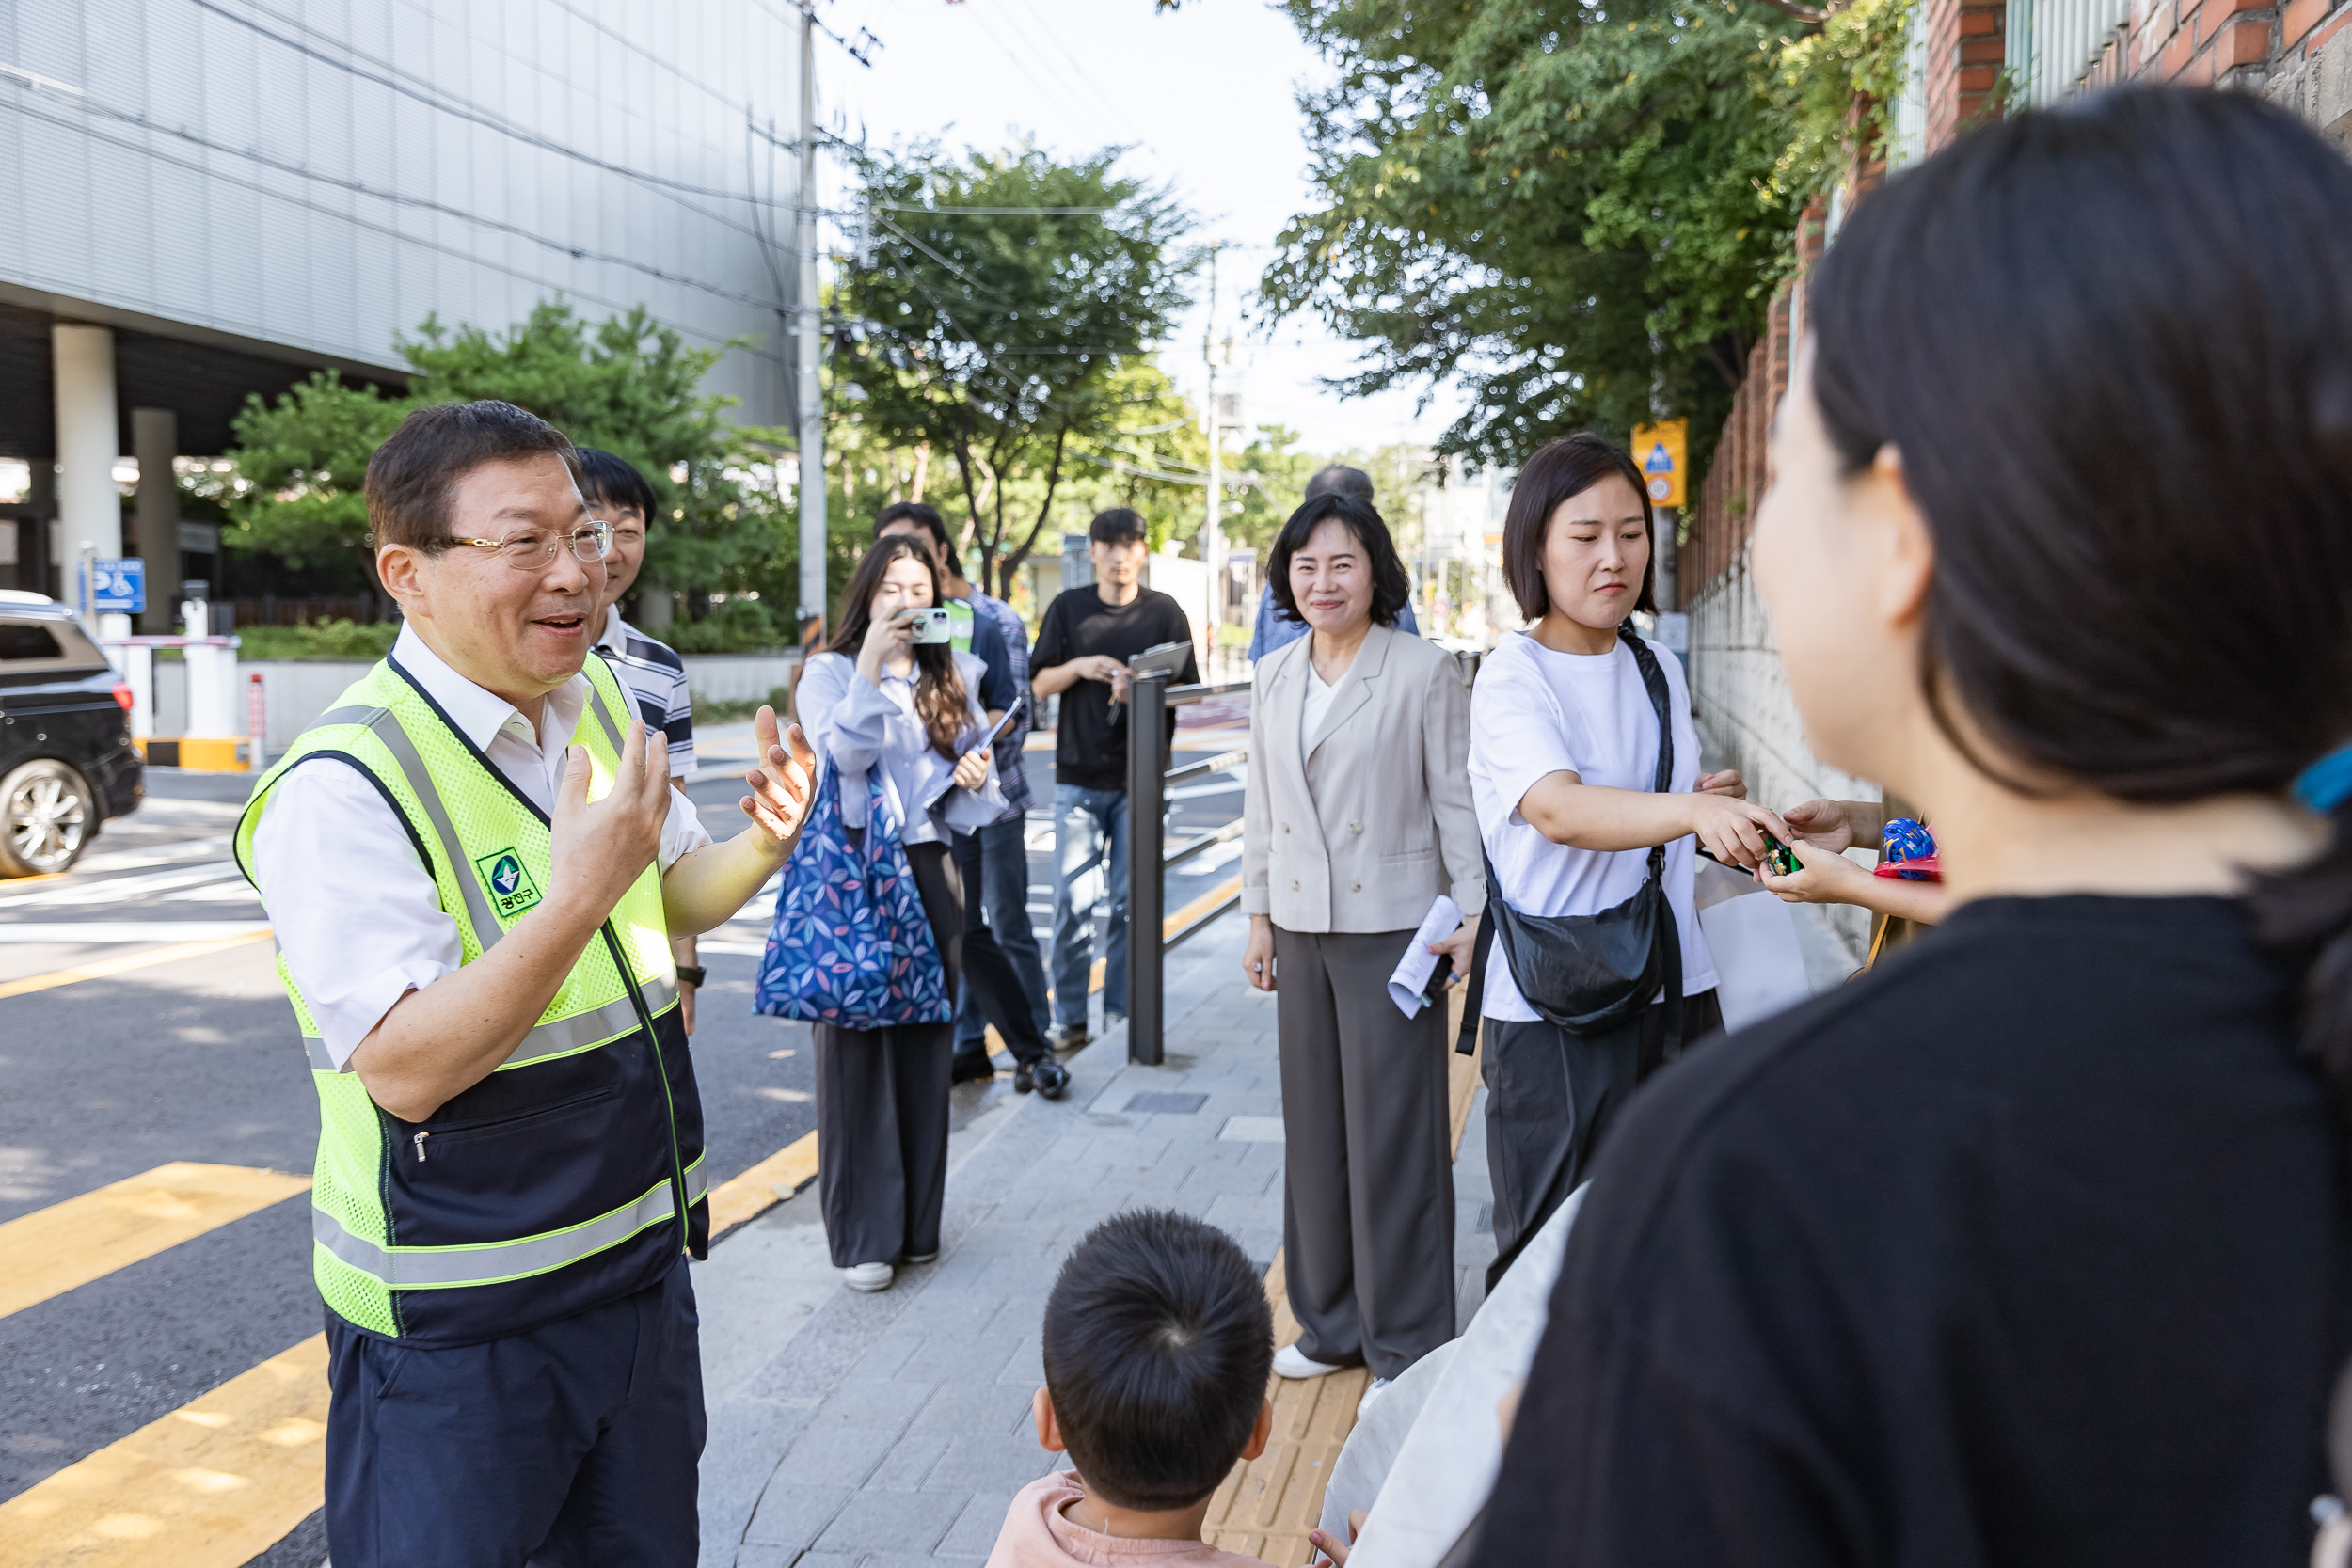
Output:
(1630, 420), (1687, 508)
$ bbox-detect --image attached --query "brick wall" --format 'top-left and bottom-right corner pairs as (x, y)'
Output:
(1925, 0), (2009, 143)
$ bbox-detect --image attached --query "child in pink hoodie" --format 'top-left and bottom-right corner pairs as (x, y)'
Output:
(986, 1211), (1275, 1568)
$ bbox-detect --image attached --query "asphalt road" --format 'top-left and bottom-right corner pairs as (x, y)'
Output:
(0, 713), (1247, 1565)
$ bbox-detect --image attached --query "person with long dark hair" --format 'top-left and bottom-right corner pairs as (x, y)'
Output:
(1462, 433), (1779, 1290)
(795, 533), (1005, 1292)
(1475, 88), (2352, 1566)
(1239, 492), (1483, 1411)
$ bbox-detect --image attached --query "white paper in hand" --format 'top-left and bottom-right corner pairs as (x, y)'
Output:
(1387, 895), (1464, 1018)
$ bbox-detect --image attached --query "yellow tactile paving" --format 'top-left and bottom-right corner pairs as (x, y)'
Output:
(0, 1333), (329, 1568)
(0, 1162), (312, 1323)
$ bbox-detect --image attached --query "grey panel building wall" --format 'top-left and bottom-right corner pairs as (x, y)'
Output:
(0, 0), (800, 423)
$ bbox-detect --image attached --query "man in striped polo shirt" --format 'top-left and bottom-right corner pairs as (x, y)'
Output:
(580, 448), (707, 1030)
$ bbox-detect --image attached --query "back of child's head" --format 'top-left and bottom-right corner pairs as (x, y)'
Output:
(1041, 1210), (1273, 1512)
(575, 447), (659, 525)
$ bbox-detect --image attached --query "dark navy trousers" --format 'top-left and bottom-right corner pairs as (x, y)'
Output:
(323, 1259), (705, 1567)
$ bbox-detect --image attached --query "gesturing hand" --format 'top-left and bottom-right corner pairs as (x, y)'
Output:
(739, 705), (818, 857)
(548, 720), (671, 921)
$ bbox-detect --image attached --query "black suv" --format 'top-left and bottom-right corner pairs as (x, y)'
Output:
(0, 597), (143, 875)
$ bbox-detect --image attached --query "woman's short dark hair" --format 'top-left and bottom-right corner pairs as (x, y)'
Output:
(1041, 1210), (1273, 1512)
(826, 534), (970, 760)
(575, 448), (660, 527)
(366, 400), (579, 552)
(1809, 87), (2352, 1080)
(1266, 494), (1412, 628)
(1500, 434), (1656, 620)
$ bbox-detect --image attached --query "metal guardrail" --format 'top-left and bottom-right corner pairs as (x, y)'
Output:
(1125, 673), (1251, 1066)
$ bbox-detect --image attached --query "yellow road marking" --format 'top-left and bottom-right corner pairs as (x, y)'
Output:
(707, 1131), (819, 1238)
(0, 1333), (328, 1568)
(1165, 876), (1244, 939)
(0, 1163), (311, 1323)
(0, 929), (275, 1002)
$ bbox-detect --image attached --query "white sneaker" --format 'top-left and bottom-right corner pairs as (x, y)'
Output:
(842, 1261), (895, 1292)
(901, 1251), (938, 1265)
(1272, 1343), (1343, 1380)
(1357, 1377), (1393, 1418)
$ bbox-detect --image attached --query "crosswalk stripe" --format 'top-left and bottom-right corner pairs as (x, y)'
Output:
(0, 1163), (312, 1323)
(0, 929), (275, 1001)
(0, 1333), (329, 1568)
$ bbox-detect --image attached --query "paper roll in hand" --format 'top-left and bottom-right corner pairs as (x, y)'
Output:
(1388, 895), (1465, 1018)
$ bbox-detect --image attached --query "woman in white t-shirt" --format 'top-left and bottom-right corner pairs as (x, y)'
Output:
(1466, 434), (1792, 1287)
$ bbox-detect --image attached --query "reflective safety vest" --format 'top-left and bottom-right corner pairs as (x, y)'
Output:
(946, 597), (975, 653)
(233, 652), (706, 1348)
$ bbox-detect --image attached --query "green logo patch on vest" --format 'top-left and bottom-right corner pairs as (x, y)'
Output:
(474, 848), (543, 918)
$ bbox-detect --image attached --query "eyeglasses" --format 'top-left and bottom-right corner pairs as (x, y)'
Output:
(446, 523), (613, 571)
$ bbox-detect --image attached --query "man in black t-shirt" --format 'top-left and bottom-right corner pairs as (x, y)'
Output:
(1030, 508), (1199, 1050)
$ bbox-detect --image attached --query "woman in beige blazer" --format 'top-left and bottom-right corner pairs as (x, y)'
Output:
(1240, 492), (1485, 1407)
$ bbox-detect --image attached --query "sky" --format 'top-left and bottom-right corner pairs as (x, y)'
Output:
(818, 0), (1464, 456)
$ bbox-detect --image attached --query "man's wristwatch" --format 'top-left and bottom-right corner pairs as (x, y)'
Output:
(675, 964), (707, 988)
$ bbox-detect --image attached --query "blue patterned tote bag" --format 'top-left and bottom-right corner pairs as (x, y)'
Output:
(754, 759), (955, 1029)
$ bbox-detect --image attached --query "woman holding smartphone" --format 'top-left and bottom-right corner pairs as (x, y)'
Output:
(795, 534), (1004, 1292)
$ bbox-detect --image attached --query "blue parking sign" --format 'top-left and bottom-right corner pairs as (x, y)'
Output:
(92, 558), (146, 614)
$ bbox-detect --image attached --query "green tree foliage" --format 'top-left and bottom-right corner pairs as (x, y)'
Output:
(209, 370), (406, 593)
(217, 301), (787, 617)
(1230, 0), (1910, 468)
(833, 143), (1198, 596)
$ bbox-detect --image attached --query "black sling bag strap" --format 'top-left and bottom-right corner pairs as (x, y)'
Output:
(1456, 627), (1685, 1058)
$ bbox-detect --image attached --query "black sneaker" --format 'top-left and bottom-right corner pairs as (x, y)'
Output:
(949, 1053), (997, 1085)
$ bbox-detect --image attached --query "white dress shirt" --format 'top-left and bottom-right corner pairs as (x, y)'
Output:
(249, 626), (710, 1068)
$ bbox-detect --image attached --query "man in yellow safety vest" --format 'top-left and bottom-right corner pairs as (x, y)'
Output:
(236, 399), (816, 1567)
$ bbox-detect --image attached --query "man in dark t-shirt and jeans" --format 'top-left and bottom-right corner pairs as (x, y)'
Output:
(1030, 507), (1199, 1049)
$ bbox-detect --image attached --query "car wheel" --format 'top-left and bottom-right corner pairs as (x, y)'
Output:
(0, 758), (95, 876)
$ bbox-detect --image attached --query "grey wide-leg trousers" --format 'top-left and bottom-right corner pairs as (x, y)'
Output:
(1273, 925), (1456, 1380)
(814, 842), (961, 1269)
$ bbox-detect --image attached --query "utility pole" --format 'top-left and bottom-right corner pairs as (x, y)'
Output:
(1201, 243), (1222, 658)
(796, 3), (827, 648)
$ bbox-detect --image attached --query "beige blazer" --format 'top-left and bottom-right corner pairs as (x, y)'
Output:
(1241, 624), (1486, 933)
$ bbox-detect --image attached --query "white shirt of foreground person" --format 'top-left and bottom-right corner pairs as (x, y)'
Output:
(1466, 628), (1718, 1021)
(249, 625), (711, 1069)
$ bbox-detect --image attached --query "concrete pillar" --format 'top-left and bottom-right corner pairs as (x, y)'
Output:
(52, 324), (120, 622)
(133, 408), (179, 635)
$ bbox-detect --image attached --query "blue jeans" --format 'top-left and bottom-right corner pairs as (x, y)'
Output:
(953, 815), (1053, 1054)
(1050, 784), (1129, 1031)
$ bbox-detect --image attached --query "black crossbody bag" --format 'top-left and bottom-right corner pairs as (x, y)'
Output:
(1456, 626), (1684, 1057)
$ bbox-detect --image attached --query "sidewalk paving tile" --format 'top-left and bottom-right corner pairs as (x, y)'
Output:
(698, 917), (1450, 1568)
(810, 1488), (972, 1552)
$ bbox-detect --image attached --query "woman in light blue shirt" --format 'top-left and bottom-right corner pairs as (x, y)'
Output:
(793, 534), (1003, 1292)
